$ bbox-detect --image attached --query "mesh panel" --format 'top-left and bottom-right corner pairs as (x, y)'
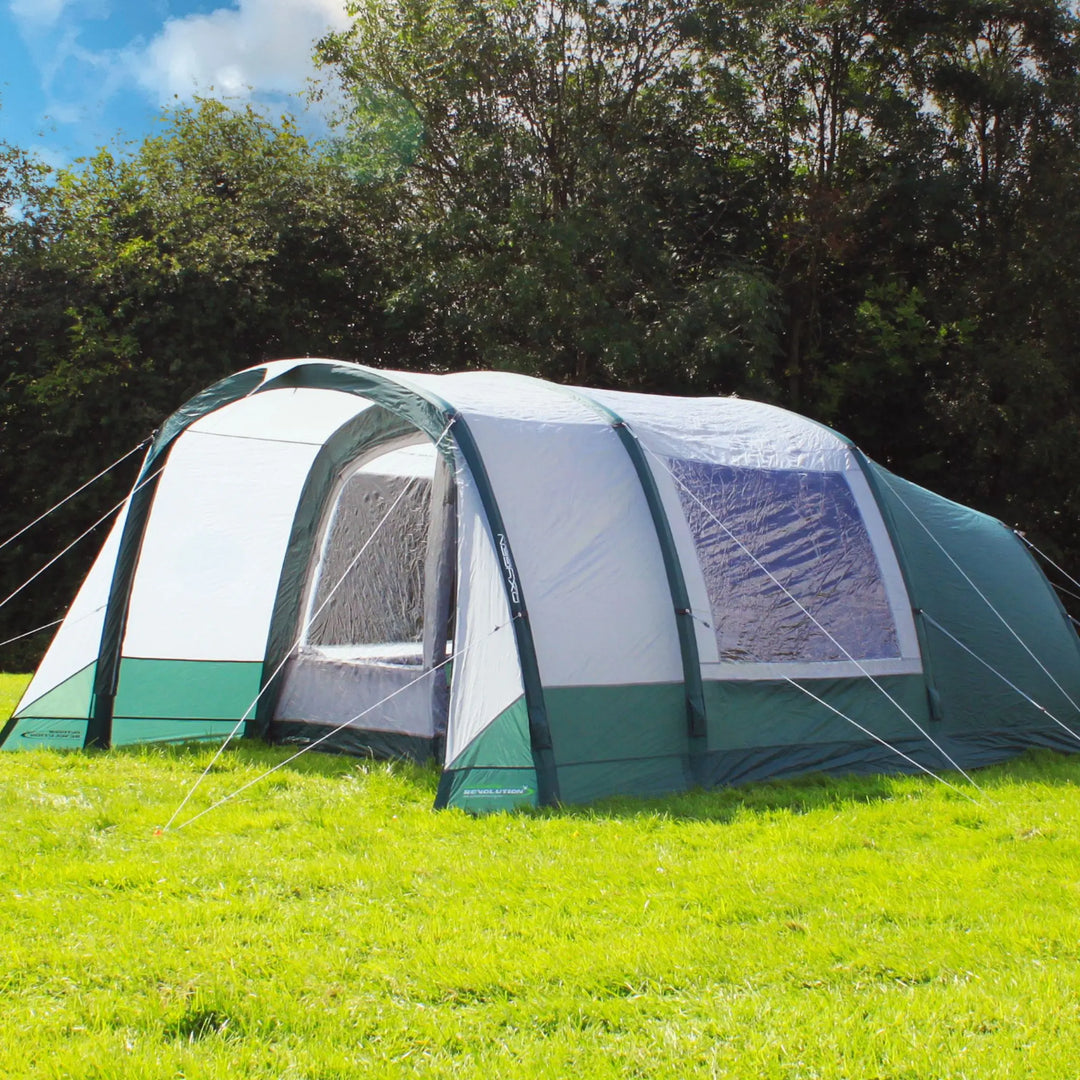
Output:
(307, 473), (431, 651)
(669, 459), (899, 663)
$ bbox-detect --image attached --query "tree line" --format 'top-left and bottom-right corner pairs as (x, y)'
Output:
(3, 0), (1080, 666)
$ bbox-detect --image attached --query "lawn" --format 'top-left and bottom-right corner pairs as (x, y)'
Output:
(2, 671), (1080, 1078)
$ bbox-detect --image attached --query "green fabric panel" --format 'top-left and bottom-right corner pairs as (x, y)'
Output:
(111, 719), (242, 746)
(438, 767), (540, 812)
(534, 677), (940, 804)
(703, 674), (932, 751)
(542, 683), (692, 804)
(438, 697), (538, 811)
(701, 675), (957, 790)
(554, 756), (691, 804)
(14, 662), (96, 720)
(0, 717), (88, 750)
(869, 465), (1080, 732)
(545, 683), (688, 764)
(446, 696), (534, 771)
(112, 659), (261, 720)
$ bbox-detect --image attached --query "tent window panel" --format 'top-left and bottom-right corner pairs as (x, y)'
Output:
(307, 472), (431, 657)
(669, 459), (900, 664)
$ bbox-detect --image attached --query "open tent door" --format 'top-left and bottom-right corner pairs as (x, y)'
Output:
(269, 436), (456, 760)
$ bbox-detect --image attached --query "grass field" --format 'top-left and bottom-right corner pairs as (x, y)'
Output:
(3, 670), (1080, 1078)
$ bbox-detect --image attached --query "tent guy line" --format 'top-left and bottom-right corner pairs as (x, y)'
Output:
(1020, 532), (1080, 599)
(168, 614), (520, 832)
(0, 615), (65, 651)
(920, 611), (1080, 748)
(0, 465), (164, 615)
(0, 438), (150, 555)
(781, 677), (983, 805)
(1051, 581), (1080, 606)
(879, 473), (1080, 718)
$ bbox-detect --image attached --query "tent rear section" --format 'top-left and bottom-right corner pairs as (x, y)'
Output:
(869, 464), (1080, 764)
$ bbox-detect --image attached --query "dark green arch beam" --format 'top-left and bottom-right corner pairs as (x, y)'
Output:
(548, 385), (708, 781)
(89, 367), (266, 747)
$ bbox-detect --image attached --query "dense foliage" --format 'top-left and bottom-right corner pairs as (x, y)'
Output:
(4, 0), (1080, 663)
(0, 104), (385, 663)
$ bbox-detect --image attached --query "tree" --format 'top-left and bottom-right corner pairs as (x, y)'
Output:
(319, 0), (781, 391)
(0, 100), (384, 664)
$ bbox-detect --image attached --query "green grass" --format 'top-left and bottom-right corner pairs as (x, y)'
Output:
(3, 679), (1080, 1078)
(0, 671), (31, 719)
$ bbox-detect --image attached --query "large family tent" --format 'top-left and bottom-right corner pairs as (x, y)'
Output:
(6, 360), (1080, 810)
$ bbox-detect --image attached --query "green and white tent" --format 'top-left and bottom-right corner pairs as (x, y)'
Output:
(6, 360), (1080, 810)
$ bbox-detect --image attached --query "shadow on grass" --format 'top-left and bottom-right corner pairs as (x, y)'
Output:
(101, 741), (1080, 823)
(111, 737), (444, 796)
(556, 748), (1080, 823)
(555, 771), (913, 824)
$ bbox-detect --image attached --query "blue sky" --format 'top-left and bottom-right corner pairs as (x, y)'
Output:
(0, 0), (351, 168)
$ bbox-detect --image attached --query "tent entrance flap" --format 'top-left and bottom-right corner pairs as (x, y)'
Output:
(269, 436), (456, 757)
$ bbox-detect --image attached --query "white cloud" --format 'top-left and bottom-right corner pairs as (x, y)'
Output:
(8, 0), (72, 32)
(133, 0), (350, 105)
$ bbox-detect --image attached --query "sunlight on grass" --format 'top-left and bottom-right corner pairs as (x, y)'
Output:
(0, 672), (30, 720)
(1, 731), (1080, 1077)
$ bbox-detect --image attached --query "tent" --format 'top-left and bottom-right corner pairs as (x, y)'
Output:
(5, 359), (1080, 811)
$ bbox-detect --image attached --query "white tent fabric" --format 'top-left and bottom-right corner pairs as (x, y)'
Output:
(444, 452), (526, 765)
(123, 429), (318, 662)
(16, 506), (129, 718)
(191, 385), (369, 445)
(123, 388), (373, 662)
(585, 388), (854, 471)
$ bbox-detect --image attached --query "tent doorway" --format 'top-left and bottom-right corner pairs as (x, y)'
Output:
(269, 434), (457, 760)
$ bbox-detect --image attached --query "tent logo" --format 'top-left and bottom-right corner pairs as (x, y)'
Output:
(462, 785), (535, 799)
(496, 533), (520, 605)
(20, 728), (82, 742)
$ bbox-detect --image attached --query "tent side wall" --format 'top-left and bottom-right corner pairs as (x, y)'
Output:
(869, 464), (1080, 764)
(466, 407), (691, 806)
(584, 389), (942, 791)
(407, 371), (694, 809)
